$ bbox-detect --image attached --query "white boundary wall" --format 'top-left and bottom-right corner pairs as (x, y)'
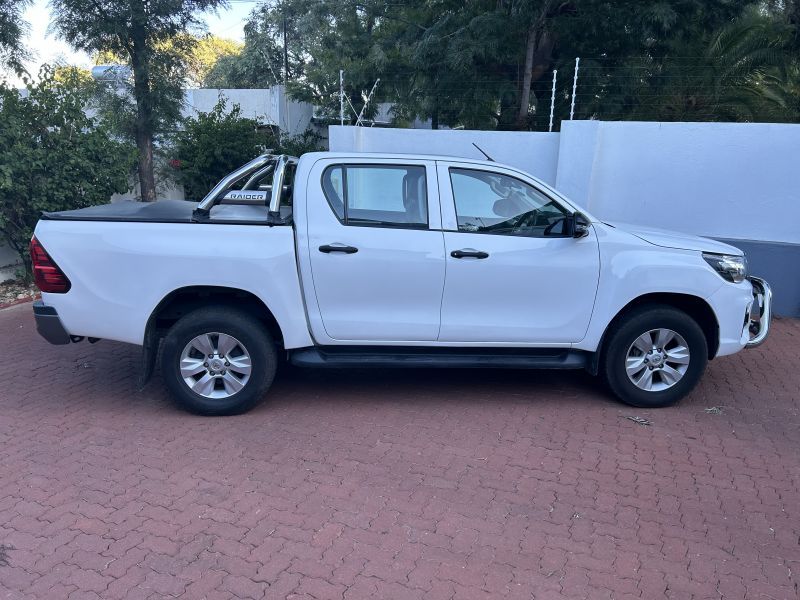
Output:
(0, 242), (19, 282)
(183, 87), (313, 135)
(555, 121), (800, 245)
(329, 122), (800, 245)
(329, 127), (562, 187)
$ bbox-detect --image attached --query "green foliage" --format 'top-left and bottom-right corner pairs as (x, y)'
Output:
(89, 35), (195, 139)
(223, 0), (798, 129)
(204, 23), (283, 88)
(279, 128), (324, 157)
(640, 11), (792, 122)
(50, 0), (226, 201)
(52, 65), (95, 86)
(170, 97), (271, 199)
(97, 35), (244, 88)
(170, 97), (324, 199)
(90, 34), (243, 147)
(564, 8), (795, 124)
(209, 0), (385, 121)
(0, 66), (135, 272)
(276, 0), (385, 121)
(188, 36), (244, 87)
(50, 0), (223, 67)
(0, 0), (30, 73)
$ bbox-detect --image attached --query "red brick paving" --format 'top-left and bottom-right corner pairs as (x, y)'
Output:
(0, 301), (799, 599)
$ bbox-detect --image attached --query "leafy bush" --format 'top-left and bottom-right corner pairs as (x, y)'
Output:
(170, 96), (324, 199)
(170, 97), (270, 200)
(280, 128), (325, 157)
(0, 66), (135, 274)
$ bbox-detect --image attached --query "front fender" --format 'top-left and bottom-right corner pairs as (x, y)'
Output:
(575, 226), (725, 353)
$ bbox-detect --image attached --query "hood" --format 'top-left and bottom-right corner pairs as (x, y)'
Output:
(606, 222), (743, 255)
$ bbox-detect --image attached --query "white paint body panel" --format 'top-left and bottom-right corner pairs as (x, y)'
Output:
(609, 222), (744, 255)
(435, 161), (600, 344)
(35, 152), (755, 360)
(438, 231), (599, 344)
(301, 158), (445, 342)
(35, 221), (313, 348)
(572, 223), (751, 356)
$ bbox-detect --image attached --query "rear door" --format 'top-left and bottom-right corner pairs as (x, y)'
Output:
(301, 157), (445, 343)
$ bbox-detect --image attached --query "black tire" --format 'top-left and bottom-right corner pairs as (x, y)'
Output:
(160, 307), (277, 415)
(601, 305), (708, 408)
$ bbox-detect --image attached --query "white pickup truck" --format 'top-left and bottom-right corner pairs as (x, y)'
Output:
(30, 152), (772, 415)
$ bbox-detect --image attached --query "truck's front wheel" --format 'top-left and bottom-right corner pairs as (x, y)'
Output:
(601, 305), (708, 408)
(160, 308), (277, 415)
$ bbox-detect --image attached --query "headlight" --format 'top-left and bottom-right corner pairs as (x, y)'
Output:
(702, 252), (747, 283)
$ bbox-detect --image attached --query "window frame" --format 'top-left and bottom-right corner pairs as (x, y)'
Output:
(321, 163), (430, 230)
(446, 166), (573, 238)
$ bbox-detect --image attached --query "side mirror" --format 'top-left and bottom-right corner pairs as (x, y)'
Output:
(571, 212), (590, 238)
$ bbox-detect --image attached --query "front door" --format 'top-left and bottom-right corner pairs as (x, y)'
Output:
(437, 163), (600, 344)
(304, 159), (445, 342)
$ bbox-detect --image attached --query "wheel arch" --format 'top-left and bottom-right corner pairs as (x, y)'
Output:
(589, 292), (720, 375)
(137, 286), (285, 388)
(147, 285), (285, 346)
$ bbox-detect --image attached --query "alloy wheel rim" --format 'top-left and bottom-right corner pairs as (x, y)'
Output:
(625, 328), (690, 392)
(179, 332), (252, 399)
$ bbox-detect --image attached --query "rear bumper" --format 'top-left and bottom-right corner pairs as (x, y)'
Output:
(745, 276), (772, 348)
(33, 300), (71, 345)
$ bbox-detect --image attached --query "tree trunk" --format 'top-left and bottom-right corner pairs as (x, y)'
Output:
(530, 31), (555, 86)
(134, 126), (156, 202)
(516, 26), (537, 129)
(497, 90), (518, 130)
(130, 25), (157, 202)
(787, 0), (800, 26)
(516, 0), (557, 130)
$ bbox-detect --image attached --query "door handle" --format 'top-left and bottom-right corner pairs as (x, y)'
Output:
(319, 244), (358, 254)
(451, 249), (489, 259)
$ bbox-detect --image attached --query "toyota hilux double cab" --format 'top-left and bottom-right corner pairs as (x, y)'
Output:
(30, 152), (772, 415)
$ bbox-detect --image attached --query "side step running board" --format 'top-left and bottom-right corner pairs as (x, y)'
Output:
(289, 347), (590, 370)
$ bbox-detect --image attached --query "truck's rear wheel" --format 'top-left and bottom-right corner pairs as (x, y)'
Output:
(160, 307), (277, 415)
(601, 305), (708, 408)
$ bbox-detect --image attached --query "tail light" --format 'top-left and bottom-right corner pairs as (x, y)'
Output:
(30, 236), (71, 293)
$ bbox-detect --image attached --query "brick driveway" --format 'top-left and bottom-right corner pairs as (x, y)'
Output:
(0, 302), (798, 600)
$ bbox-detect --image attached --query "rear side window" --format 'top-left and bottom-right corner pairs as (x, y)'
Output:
(322, 165), (428, 228)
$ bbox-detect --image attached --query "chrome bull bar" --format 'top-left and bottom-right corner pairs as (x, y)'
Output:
(745, 276), (772, 348)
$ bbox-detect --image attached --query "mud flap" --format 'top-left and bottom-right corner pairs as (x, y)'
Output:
(587, 350), (601, 376)
(137, 326), (159, 390)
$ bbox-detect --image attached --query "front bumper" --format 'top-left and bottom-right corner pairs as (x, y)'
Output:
(745, 276), (772, 348)
(32, 300), (71, 345)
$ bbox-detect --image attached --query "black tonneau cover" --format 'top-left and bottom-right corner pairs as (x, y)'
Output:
(43, 200), (197, 223)
(42, 200), (290, 225)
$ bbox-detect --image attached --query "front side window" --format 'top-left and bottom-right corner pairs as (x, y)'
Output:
(450, 168), (570, 237)
(322, 165), (428, 228)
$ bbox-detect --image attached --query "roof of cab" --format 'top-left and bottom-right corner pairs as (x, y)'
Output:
(295, 151), (590, 218)
(300, 151), (502, 167)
